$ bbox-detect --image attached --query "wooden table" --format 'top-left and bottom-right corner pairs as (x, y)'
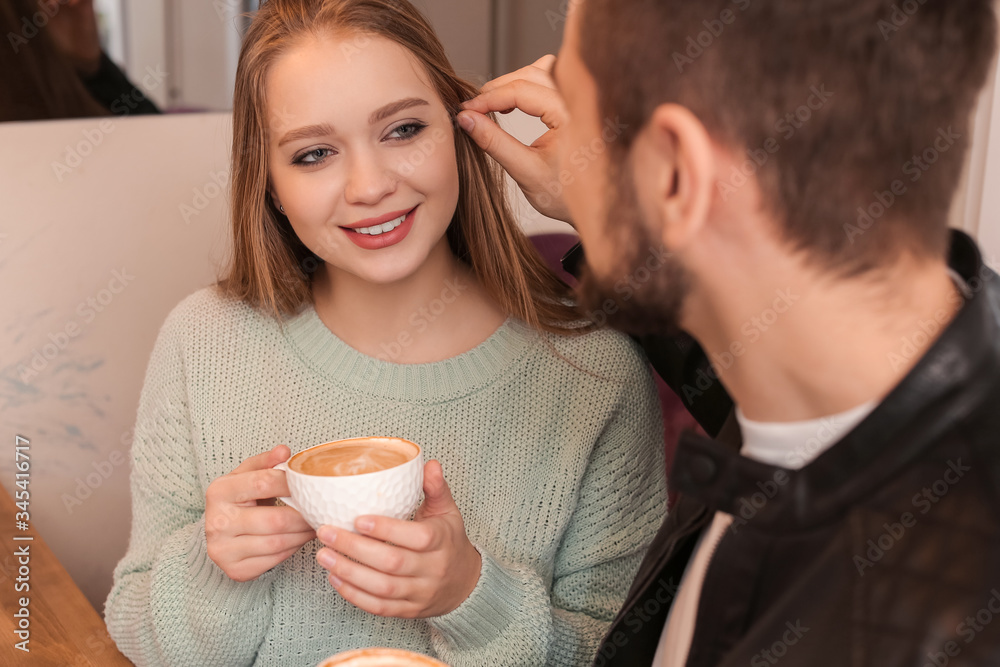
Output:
(0, 485), (133, 665)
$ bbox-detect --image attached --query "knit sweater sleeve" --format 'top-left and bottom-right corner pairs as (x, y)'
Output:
(427, 345), (668, 666)
(104, 307), (278, 666)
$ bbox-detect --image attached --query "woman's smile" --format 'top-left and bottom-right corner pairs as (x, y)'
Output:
(340, 206), (418, 250)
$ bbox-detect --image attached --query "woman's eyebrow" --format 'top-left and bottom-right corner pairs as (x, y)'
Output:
(278, 123), (333, 147)
(369, 97), (430, 124)
(277, 99), (430, 147)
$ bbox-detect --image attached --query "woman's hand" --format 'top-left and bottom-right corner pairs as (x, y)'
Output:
(205, 445), (317, 582)
(316, 461), (482, 618)
(458, 55), (574, 225)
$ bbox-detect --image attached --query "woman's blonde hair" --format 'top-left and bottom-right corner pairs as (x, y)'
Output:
(220, 0), (585, 335)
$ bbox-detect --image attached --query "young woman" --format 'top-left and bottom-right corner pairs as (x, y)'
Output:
(104, 1), (666, 665)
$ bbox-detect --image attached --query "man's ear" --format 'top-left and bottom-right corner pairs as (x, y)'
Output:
(633, 104), (715, 252)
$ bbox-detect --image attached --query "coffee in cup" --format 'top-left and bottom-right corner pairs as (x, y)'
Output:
(289, 438), (416, 477)
(275, 437), (423, 531)
(317, 648), (449, 666)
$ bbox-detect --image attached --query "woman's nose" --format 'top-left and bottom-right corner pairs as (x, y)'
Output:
(344, 151), (397, 206)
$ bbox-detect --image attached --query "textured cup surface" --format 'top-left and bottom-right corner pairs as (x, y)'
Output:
(276, 438), (423, 531)
(317, 648), (449, 666)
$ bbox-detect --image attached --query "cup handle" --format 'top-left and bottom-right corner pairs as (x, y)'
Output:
(272, 461), (301, 512)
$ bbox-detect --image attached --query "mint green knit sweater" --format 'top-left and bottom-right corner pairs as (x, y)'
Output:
(104, 287), (667, 667)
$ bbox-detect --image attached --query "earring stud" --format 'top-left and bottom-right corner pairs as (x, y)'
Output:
(279, 204), (285, 214)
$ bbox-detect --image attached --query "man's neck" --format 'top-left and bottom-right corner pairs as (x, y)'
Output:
(688, 252), (963, 423)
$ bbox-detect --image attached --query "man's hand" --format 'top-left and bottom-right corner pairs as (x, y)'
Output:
(205, 445), (317, 582)
(316, 461), (482, 618)
(459, 55), (574, 224)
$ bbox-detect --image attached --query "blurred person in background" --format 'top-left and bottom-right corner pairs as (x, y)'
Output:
(1, 0), (159, 121)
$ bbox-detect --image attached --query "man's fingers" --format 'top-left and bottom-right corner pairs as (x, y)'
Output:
(231, 444), (290, 475)
(462, 80), (567, 129)
(480, 56), (558, 95)
(459, 110), (529, 161)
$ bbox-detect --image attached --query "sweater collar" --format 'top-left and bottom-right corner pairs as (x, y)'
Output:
(282, 305), (537, 403)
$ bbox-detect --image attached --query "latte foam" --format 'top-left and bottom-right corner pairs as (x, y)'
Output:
(290, 440), (414, 477)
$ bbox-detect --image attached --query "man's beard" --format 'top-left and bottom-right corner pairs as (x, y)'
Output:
(576, 156), (691, 337)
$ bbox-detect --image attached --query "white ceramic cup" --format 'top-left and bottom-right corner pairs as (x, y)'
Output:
(317, 648), (450, 666)
(274, 437), (423, 532)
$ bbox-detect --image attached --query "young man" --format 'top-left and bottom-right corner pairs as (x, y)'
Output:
(458, 0), (1000, 664)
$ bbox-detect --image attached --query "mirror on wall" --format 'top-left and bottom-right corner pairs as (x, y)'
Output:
(2, 0), (569, 121)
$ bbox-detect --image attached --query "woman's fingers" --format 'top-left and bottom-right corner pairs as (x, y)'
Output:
(237, 505), (314, 536)
(227, 545), (304, 583)
(318, 547), (416, 601)
(213, 468), (291, 506)
(231, 444), (290, 475)
(222, 529), (316, 563)
(318, 526), (420, 575)
(327, 573), (422, 619)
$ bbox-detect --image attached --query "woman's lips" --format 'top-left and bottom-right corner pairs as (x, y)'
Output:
(341, 207), (417, 250)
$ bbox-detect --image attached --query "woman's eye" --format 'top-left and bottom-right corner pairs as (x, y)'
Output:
(387, 122), (427, 141)
(294, 148), (333, 165)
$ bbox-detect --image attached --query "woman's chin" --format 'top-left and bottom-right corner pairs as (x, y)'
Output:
(345, 259), (428, 287)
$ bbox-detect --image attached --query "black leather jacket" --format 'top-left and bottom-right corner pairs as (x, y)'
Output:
(577, 231), (1000, 666)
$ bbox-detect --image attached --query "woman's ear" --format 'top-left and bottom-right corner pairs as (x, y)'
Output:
(268, 185), (283, 212)
(631, 104), (715, 252)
